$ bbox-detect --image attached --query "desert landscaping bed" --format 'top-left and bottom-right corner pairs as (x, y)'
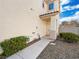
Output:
(37, 40), (79, 59)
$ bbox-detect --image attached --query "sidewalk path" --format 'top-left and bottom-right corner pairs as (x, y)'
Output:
(7, 38), (51, 59)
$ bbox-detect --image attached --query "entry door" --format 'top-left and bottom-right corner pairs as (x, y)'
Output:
(46, 21), (51, 35)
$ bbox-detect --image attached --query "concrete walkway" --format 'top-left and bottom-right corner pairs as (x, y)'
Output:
(7, 38), (51, 59)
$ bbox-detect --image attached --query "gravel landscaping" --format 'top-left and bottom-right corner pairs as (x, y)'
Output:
(37, 40), (79, 59)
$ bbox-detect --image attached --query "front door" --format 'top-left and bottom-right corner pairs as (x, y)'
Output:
(46, 21), (51, 36)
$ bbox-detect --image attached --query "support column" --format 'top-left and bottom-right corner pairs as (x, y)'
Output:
(49, 14), (59, 40)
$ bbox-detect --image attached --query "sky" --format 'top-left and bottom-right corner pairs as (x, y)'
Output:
(60, 0), (79, 22)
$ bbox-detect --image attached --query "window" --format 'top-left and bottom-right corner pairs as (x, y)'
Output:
(49, 2), (54, 10)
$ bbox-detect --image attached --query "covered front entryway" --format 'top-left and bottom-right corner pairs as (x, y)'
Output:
(39, 11), (59, 40)
(40, 17), (51, 36)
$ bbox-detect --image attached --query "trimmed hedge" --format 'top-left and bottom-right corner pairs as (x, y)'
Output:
(59, 32), (79, 43)
(0, 36), (29, 57)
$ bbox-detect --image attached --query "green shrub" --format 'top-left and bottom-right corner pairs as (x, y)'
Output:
(0, 36), (29, 57)
(59, 32), (79, 43)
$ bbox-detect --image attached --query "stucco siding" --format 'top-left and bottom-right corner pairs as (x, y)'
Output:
(0, 0), (60, 42)
(0, 0), (46, 42)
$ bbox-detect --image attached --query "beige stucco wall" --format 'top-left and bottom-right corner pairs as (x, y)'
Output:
(0, 0), (60, 42)
(0, 0), (47, 42)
